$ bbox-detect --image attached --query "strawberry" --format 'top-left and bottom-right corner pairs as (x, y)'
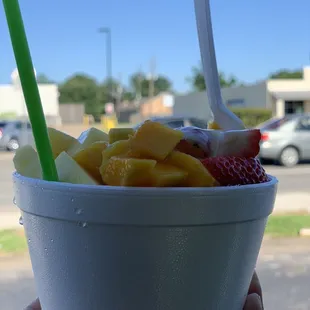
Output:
(201, 156), (269, 186)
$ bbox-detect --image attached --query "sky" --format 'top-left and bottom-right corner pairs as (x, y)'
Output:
(1, 0), (310, 92)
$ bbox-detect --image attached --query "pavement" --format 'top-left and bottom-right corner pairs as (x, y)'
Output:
(0, 153), (310, 229)
(1, 238), (310, 309)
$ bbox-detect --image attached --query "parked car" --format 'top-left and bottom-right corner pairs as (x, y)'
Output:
(258, 114), (310, 167)
(135, 116), (209, 130)
(0, 120), (33, 151)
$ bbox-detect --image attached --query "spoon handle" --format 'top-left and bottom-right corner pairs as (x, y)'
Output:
(194, 0), (245, 130)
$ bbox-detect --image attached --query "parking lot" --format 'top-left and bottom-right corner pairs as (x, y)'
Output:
(1, 238), (310, 309)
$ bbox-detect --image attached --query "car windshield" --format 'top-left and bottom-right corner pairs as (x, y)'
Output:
(258, 116), (292, 130)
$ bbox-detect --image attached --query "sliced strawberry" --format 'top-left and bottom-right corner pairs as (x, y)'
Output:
(201, 156), (269, 186)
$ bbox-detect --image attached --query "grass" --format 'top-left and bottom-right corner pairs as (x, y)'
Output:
(0, 229), (27, 254)
(0, 215), (309, 255)
(265, 214), (310, 237)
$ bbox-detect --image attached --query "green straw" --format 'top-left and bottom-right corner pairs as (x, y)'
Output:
(2, 0), (58, 181)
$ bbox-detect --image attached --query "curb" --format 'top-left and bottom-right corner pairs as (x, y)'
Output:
(299, 228), (310, 237)
(0, 212), (22, 230)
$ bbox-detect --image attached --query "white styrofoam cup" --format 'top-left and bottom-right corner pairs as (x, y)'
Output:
(13, 173), (277, 310)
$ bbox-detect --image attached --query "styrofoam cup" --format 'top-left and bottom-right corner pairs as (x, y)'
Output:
(13, 173), (277, 310)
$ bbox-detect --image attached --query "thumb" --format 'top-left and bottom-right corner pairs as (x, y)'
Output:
(24, 298), (41, 310)
(244, 293), (263, 310)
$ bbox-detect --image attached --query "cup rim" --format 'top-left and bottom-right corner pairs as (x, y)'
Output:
(13, 173), (278, 225)
(13, 172), (278, 197)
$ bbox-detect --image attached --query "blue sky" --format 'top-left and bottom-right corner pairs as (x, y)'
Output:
(1, 0), (309, 91)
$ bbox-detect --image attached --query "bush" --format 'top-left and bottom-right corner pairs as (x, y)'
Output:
(230, 108), (272, 128)
(0, 112), (17, 120)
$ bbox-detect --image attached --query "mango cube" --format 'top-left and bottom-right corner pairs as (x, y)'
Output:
(78, 127), (109, 147)
(152, 163), (187, 187)
(73, 142), (108, 183)
(102, 140), (130, 161)
(208, 122), (222, 130)
(109, 128), (134, 144)
(101, 157), (157, 186)
(165, 151), (217, 187)
(55, 152), (98, 185)
(130, 121), (183, 160)
(48, 127), (80, 158)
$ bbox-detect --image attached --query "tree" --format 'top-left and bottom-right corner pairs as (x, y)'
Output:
(129, 72), (172, 98)
(58, 74), (101, 117)
(36, 73), (54, 84)
(122, 91), (135, 101)
(269, 70), (303, 79)
(188, 65), (239, 91)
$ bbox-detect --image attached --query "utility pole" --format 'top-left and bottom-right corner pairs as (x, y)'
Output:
(148, 57), (156, 98)
(136, 65), (143, 101)
(98, 27), (112, 100)
(116, 72), (123, 116)
(148, 57), (156, 118)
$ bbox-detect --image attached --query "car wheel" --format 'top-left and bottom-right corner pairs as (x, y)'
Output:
(279, 147), (299, 167)
(6, 138), (20, 152)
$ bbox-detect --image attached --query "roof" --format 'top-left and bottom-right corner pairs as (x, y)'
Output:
(271, 90), (310, 100)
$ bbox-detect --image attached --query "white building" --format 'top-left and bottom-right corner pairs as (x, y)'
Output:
(174, 66), (310, 119)
(0, 69), (61, 124)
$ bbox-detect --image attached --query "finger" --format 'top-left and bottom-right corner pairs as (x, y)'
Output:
(24, 298), (41, 310)
(243, 293), (263, 310)
(248, 271), (262, 300)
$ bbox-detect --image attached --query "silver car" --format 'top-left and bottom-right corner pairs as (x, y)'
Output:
(0, 120), (34, 151)
(259, 114), (310, 167)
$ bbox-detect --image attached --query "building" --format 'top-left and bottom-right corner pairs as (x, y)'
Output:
(174, 66), (310, 119)
(118, 92), (175, 124)
(0, 69), (61, 125)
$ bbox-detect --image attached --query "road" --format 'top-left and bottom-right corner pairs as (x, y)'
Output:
(1, 153), (310, 214)
(1, 238), (310, 309)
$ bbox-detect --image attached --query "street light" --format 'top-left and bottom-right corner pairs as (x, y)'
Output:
(98, 27), (112, 101)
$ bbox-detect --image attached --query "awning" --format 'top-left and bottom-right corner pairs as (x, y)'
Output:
(272, 90), (310, 100)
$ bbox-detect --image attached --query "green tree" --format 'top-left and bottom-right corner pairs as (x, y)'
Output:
(58, 74), (101, 117)
(129, 72), (172, 98)
(36, 73), (54, 84)
(122, 91), (135, 101)
(269, 70), (303, 79)
(188, 65), (239, 91)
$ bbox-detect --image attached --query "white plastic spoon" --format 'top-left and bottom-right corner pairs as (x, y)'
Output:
(193, 0), (245, 130)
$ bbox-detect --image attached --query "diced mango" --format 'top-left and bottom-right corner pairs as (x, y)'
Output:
(101, 157), (157, 186)
(73, 142), (108, 183)
(109, 128), (135, 144)
(165, 151), (217, 187)
(130, 121), (183, 160)
(55, 152), (98, 185)
(78, 127), (109, 147)
(152, 163), (187, 187)
(101, 140), (131, 175)
(102, 140), (130, 161)
(208, 122), (222, 130)
(13, 145), (42, 179)
(47, 127), (81, 158)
